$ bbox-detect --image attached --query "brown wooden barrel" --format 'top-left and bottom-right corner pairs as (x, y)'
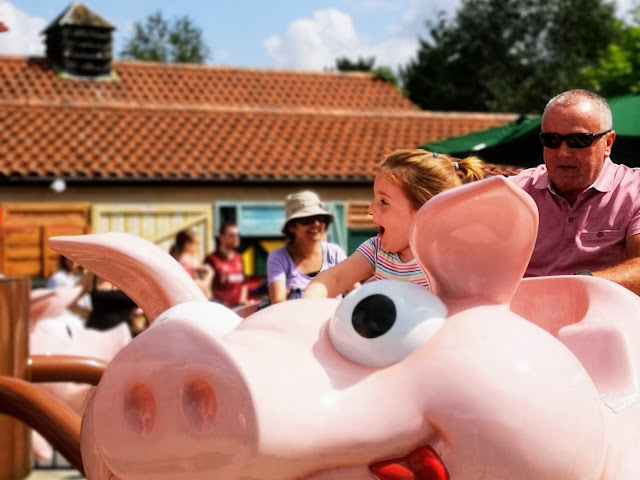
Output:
(0, 277), (31, 480)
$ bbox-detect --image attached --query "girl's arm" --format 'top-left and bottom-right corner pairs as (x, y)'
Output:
(304, 251), (373, 299)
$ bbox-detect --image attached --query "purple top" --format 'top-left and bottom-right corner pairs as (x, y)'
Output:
(267, 241), (347, 292)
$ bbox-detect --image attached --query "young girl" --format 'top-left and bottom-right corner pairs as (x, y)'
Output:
(303, 148), (484, 298)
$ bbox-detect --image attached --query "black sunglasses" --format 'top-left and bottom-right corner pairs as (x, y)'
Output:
(296, 215), (329, 226)
(539, 130), (611, 149)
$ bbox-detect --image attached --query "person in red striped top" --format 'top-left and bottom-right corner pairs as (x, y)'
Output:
(303, 149), (484, 298)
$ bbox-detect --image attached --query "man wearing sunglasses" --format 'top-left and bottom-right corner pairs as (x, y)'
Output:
(510, 89), (640, 296)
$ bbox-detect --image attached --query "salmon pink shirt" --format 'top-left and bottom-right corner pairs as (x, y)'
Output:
(510, 158), (640, 277)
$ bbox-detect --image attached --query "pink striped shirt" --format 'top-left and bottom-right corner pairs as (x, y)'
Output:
(357, 235), (430, 288)
(510, 158), (640, 276)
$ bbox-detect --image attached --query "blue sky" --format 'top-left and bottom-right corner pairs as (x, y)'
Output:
(1, 0), (638, 71)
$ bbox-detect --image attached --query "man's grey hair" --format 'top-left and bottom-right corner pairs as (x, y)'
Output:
(543, 89), (613, 130)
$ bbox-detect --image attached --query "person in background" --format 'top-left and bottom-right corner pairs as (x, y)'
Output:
(86, 274), (139, 332)
(204, 222), (249, 308)
(266, 191), (348, 305)
(509, 89), (640, 295)
(304, 148), (484, 299)
(47, 255), (92, 320)
(170, 228), (213, 299)
(170, 229), (200, 276)
(48, 255), (143, 334)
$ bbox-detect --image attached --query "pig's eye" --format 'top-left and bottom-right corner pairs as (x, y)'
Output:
(328, 280), (447, 367)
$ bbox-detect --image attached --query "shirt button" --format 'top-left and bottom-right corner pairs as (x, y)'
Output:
(568, 217), (574, 223)
(597, 231), (604, 237)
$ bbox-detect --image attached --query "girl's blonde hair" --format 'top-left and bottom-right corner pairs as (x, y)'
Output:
(379, 149), (485, 210)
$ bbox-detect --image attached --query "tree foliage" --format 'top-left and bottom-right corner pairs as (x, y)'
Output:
(400, 0), (618, 113)
(579, 11), (640, 97)
(335, 56), (376, 71)
(120, 11), (210, 64)
(335, 56), (399, 86)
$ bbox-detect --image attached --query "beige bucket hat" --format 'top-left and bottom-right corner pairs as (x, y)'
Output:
(282, 191), (333, 234)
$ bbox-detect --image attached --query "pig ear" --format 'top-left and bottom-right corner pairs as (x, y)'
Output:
(48, 233), (207, 322)
(410, 176), (538, 305)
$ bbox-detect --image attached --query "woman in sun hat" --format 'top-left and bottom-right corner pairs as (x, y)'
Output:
(265, 190), (349, 305)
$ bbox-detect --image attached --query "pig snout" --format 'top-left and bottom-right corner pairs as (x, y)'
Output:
(83, 296), (441, 480)
(83, 317), (258, 479)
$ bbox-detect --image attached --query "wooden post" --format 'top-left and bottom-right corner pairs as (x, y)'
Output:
(0, 277), (31, 480)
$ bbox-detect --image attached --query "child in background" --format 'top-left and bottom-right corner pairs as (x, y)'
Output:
(303, 149), (484, 298)
(47, 255), (92, 321)
(170, 228), (213, 299)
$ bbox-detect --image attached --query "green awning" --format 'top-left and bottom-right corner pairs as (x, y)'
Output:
(422, 116), (541, 155)
(421, 94), (640, 168)
(608, 95), (640, 137)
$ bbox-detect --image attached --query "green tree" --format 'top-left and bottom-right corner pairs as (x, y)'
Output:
(335, 56), (399, 86)
(580, 12), (640, 96)
(120, 11), (210, 63)
(401, 0), (618, 113)
(335, 56), (376, 71)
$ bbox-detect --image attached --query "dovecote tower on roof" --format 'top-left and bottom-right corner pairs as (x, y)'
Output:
(43, 2), (115, 78)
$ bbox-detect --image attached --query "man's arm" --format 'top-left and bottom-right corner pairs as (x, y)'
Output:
(593, 234), (640, 296)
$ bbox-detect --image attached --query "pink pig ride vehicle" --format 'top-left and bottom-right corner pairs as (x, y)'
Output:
(29, 287), (131, 460)
(48, 176), (640, 480)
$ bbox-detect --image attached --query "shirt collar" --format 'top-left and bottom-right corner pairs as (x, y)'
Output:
(590, 157), (615, 192)
(532, 157), (615, 194)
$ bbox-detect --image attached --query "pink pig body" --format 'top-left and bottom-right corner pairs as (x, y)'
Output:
(29, 287), (132, 460)
(49, 177), (640, 480)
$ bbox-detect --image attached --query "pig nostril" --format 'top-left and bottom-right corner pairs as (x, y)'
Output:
(123, 382), (156, 436)
(181, 377), (217, 434)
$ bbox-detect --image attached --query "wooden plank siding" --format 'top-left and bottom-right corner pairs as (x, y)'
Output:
(0, 202), (90, 227)
(90, 203), (214, 260)
(0, 203), (91, 277)
(0, 202), (214, 278)
(347, 202), (375, 230)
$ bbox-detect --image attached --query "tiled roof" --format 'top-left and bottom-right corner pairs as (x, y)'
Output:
(0, 56), (518, 183)
(0, 57), (417, 112)
(482, 164), (523, 177)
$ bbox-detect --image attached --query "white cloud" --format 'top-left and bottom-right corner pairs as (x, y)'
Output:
(614, 0), (639, 19)
(394, 0), (457, 36)
(0, 2), (46, 56)
(262, 3), (461, 72)
(264, 9), (367, 70)
(342, 0), (401, 12)
(264, 7), (421, 71)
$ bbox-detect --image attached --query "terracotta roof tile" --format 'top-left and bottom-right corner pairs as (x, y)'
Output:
(483, 164), (523, 176)
(1, 56), (418, 112)
(0, 56), (518, 183)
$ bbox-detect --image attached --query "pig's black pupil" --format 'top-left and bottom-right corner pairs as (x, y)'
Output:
(352, 294), (396, 338)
